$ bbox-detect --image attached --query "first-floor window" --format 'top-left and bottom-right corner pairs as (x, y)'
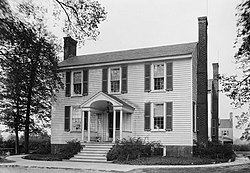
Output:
(154, 103), (164, 129)
(73, 71), (82, 95)
(72, 106), (81, 131)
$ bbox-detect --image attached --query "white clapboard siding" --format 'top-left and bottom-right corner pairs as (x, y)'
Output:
(52, 57), (193, 146)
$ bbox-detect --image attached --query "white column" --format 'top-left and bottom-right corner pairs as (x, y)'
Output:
(87, 110), (91, 142)
(120, 110), (123, 141)
(81, 111), (85, 142)
(113, 110), (116, 143)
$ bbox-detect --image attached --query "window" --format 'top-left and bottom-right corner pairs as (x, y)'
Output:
(222, 130), (229, 136)
(154, 104), (164, 129)
(73, 71), (82, 95)
(110, 67), (121, 93)
(153, 64), (164, 90)
(144, 62), (172, 92)
(72, 106), (81, 131)
(144, 102), (173, 131)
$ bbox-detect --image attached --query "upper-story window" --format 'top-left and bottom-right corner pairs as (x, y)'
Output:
(110, 67), (121, 93)
(144, 62), (173, 92)
(65, 69), (88, 97)
(73, 71), (82, 95)
(153, 64), (165, 90)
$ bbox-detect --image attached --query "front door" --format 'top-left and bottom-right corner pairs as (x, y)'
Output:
(108, 112), (113, 139)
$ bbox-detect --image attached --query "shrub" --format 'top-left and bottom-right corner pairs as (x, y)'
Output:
(59, 139), (82, 159)
(107, 138), (162, 161)
(194, 141), (235, 161)
(233, 144), (250, 151)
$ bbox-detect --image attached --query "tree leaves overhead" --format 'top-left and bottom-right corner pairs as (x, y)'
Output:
(221, 0), (250, 141)
(16, 0), (107, 46)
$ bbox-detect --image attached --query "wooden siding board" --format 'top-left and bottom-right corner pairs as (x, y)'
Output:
(52, 58), (193, 146)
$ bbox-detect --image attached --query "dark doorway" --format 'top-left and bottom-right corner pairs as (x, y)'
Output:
(108, 112), (113, 138)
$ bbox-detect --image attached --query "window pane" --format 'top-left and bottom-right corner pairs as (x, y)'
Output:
(74, 83), (81, 94)
(72, 106), (81, 131)
(154, 64), (164, 77)
(154, 104), (163, 117)
(154, 78), (164, 90)
(154, 104), (164, 129)
(111, 68), (120, 81)
(111, 81), (120, 92)
(154, 117), (164, 129)
(73, 72), (81, 84)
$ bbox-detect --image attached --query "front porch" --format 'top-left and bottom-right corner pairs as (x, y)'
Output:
(80, 92), (134, 143)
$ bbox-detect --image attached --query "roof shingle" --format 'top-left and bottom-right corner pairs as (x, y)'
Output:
(59, 42), (197, 68)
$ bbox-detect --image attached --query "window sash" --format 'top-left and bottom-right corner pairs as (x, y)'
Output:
(72, 106), (81, 132)
(152, 63), (165, 91)
(110, 67), (121, 93)
(72, 71), (82, 95)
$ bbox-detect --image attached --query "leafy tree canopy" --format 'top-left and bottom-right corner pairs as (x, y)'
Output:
(221, 0), (250, 141)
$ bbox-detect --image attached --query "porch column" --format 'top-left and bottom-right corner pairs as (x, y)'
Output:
(120, 110), (123, 141)
(113, 110), (116, 143)
(87, 110), (91, 142)
(81, 111), (85, 142)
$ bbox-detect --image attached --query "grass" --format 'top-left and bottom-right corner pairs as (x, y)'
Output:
(23, 154), (69, 161)
(0, 158), (15, 163)
(113, 156), (232, 165)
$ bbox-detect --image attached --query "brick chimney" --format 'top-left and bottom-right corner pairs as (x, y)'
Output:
(196, 16), (208, 146)
(211, 63), (219, 143)
(64, 36), (77, 60)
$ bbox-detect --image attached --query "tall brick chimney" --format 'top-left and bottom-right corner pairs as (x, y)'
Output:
(196, 16), (208, 146)
(211, 63), (219, 143)
(64, 36), (77, 60)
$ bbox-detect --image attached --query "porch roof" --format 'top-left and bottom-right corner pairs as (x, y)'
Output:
(80, 92), (135, 112)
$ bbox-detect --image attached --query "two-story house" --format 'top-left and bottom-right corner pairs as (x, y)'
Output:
(219, 112), (233, 144)
(51, 17), (208, 158)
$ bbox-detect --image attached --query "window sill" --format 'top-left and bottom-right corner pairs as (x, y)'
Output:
(109, 92), (121, 95)
(71, 95), (83, 98)
(150, 90), (166, 93)
(151, 129), (165, 132)
(70, 131), (81, 133)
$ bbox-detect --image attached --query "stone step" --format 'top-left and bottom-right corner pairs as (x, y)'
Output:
(70, 158), (111, 163)
(73, 155), (106, 160)
(77, 152), (107, 157)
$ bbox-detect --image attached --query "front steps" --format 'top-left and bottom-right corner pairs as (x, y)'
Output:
(70, 143), (113, 162)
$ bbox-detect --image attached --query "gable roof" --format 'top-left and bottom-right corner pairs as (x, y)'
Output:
(219, 119), (233, 128)
(59, 42), (197, 68)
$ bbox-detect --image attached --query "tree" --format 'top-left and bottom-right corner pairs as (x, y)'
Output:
(221, 0), (250, 141)
(0, 0), (106, 153)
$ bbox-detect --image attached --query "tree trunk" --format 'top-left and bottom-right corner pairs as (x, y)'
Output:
(14, 127), (19, 154)
(24, 79), (33, 154)
(14, 97), (20, 154)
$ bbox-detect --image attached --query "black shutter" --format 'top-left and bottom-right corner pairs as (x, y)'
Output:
(83, 69), (88, 96)
(84, 111), (88, 130)
(121, 66), (128, 93)
(64, 106), (70, 132)
(102, 68), (108, 93)
(166, 62), (173, 91)
(144, 102), (151, 131)
(65, 71), (71, 97)
(166, 102), (173, 131)
(144, 64), (151, 92)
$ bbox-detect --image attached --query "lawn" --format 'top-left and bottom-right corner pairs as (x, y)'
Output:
(0, 158), (15, 163)
(114, 156), (231, 165)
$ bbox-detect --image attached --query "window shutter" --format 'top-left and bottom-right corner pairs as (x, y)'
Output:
(102, 68), (108, 93)
(144, 64), (151, 92)
(166, 102), (173, 131)
(144, 102), (151, 131)
(166, 62), (173, 91)
(121, 66), (128, 93)
(64, 106), (70, 132)
(83, 69), (88, 96)
(65, 71), (71, 97)
(193, 102), (196, 132)
(84, 111), (88, 130)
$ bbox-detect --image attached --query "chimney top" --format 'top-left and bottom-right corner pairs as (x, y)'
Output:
(64, 36), (77, 60)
